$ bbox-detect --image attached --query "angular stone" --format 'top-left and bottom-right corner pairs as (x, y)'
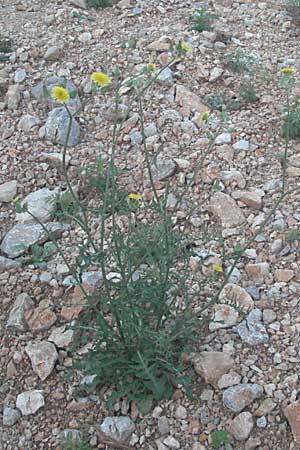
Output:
(157, 67), (174, 85)
(14, 68), (26, 83)
(48, 326), (74, 349)
(25, 341), (58, 380)
(175, 84), (208, 116)
(274, 269), (294, 282)
(3, 406), (21, 426)
(223, 384), (264, 413)
(7, 85), (21, 110)
(289, 153), (300, 168)
(228, 412), (254, 441)
(219, 283), (254, 312)
(44, 46), (62, 61)
(254, 398), (276, 417)
(41, 152), (71, 167)
(209, 67), (223, 82)
(245, 263), (270, 282)
(232, 190), (264, 210)
(150, 159), (177, 182)
(1, 222), (70, 258)
(0, 180), (17, 202)
(221, 170), (246, 189)
(192, 351), (235, 387)
(163, 436), (180, 449)
(233, 139), (250, 152)
(18, 114), (40, 132)
(16, 390), (45, 416)
(147, 40), (171, 52)
(62, 270), (103, 288)
(45, 107), (80, 147)
(158, 416), (170, 435)
(215, 132), (231, 145)
(6, 293), (34, 331)
(61, 283), (94, 321)
(237, 309), (269, 346)
(25, 299), (57, 332)
(0, 256), (21, 270)
(210, 192), (245, 228)
(16, 188), (56, 223)
(217, 371), (241, 389)
(284, 401), (300, 443)
(99, 416), (135, 442)
(209, 304), (239, 331)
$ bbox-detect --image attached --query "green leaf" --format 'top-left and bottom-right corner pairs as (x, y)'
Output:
(211, 430), (229, 449)
(137, 395), (153, 416)
(69, 90), (78, 99)
(43, 85), (50, 98)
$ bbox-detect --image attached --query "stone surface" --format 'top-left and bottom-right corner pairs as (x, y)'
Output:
(0, 256), (21, 270)
(210, 192), (245, 228)
(245, 263), (270, 282)
(1, 222), (70, 258)
(223, 384), (264, 413)
(0, 180), (17, 202)
(158, 416), (170, 435)
(16, 390), (45, 416)
(233, 139), (250, 152)
(3, 406), (21, 426)
(254, 398), (276, 417)
(232, 190), (264, 209)
(14, 68), (26, 83)
(62, 270), (103, 287)
(99, 416), (135, 442)
(25, 299), (57, 332)
(175, 84), (208, 116)
(150, 159), (177, 182)
(237, 309), (269, 345)
(48, 326), (74, 349)
(215, 132), (231, 145)
(25, 341), (58, 380)
(217, 371), (242, 389)
(16, 188), (56, 223)
(163, 436), (180, 449)
(284, 402), (300, 443)
(274, 269), (294, 282)
(6, 293), (34, 331)
(228, 412), (254, 441)
(60, 283), (94, 321)
(45, 107), (80, 147)
(18, 114), (40, 132)
(6, 85), (20, 110)
(193, 351), (235, 387)
(219, 283), (254, 312)
(44, 46), (62, 61)
(209, 304), (239, 331)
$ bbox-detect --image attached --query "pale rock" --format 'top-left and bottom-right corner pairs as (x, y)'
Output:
(60, 283), (94, 321)
(284, 401), (300, 444)
(48, 326), (74, 349)
(274, 269), (294, 282)
(41, 152), (71, 167)
(217, 371), (241, 389)
(16, 188), (56, 223)
(150, 159), (177, 182)
(219, 283), (254, 312)
(45, 107), (80, 147)
(0, 180), (17, 202)
(175, 84), (208, 116)
(163, 436), (180, 449)
(18, 114), (40, 132)
(62, 271), (103, 288)
(233, 139), (250, 152)
(215, 132), (231, 145)
(228, 412), (254, 441)
(157, 67), (174, 85)
(254, 398), (276, 416)
(209, 304), (239, 331)
(0, 255), (21, 270)
(289, 153), (300, 168)
(3, 406), (21, 426)
(216, 144), (234, 162)
(16, 390), (45, 415)
(256, 416), (267, 428)
(223, 384), (264, 413)
(237, 309), (269, 345)
(209, 67), (223, 82)
(262, 309), (277, 324)
(7, 85), (21, 110)
(79, 32), (92, 43)
(147, 39), (171, 52)
(192, 351), (235, 387)
(6, 293), (34, 331)
(245, 437), (262, 450)
(130, 131), (143, 145)
(175, 405), (187, 419)
(32, 76), (81, 114)
(210, 192), (245, 228)
(245, 262), (270, 282)
(232, 190), (264, 210)
(100, 416), (135, 442)
(25, 341), (58, 380)
(158, 416), (170, 435)
(44, 46), (62, 61)
(221, 170), (246, 188)
(14, 68), (26, 83)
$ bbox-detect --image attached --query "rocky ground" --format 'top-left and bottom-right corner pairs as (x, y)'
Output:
(2, 0), (300, 449)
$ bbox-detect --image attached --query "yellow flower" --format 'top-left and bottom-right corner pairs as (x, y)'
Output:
(280, 67), (296, 75)
(200, 111), (210, 123)
(212, 264), (223, 273)
(128, 193), (142, 201)
(181, 42), (192, 53)
(147, 62), (157, 72)
(91, 71), (111, 86)
(52, 86), (70, 104)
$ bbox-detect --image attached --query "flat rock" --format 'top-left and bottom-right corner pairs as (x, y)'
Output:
(223, 384), (264, 413)
(150, 159), (177, 182)
(236, 309), (269, 345)
(0, 180), (17, 202)
(233, 139), (250, 152)
(209, 304), (239, 331)
(60, 283), (94, 321)
(99, 416), (135, 442)
(245, 262), (270, 282)
(1, 222), (70, 258)
(14, 68), (26, 83)
(16, 188), (56, 223)
(16, 390), (45, 416)
(163, 436), (180, 449)
(215, 132), (231, 145)
(232, 190), (264, 210)
(25, 341), (58, 380)
(219, 283), (254, 312)
(48, 325), (74, 349)
(25, 299), (57, 332)
(3, 406), (21, 426)
(210, 192), (245, 228)
(18, 114), (40, 132)
(175, 84), (208, 116)
(217, 371), (242, 389)
(284, 401), (300, 443)
(274, 269), (294, 282)
(228, 412), (254, 441)
(254, 398), (276, 417)
(70, 0), (87, 7)
(6, 293), (34, 331)
(192, 351), (235, 387)
(45, 107), (80, 147)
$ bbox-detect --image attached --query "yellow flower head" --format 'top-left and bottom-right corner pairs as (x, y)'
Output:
(280, 67), (296, 75)
(91, 71), (111, 86)
(52, 86), (70, 104)
(147, 62), (157, 72)
(128, 193), (142, 201)
(200, 111), (210, 123)
(212, 264), (223, 273)
(181, 42), (192, 53)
